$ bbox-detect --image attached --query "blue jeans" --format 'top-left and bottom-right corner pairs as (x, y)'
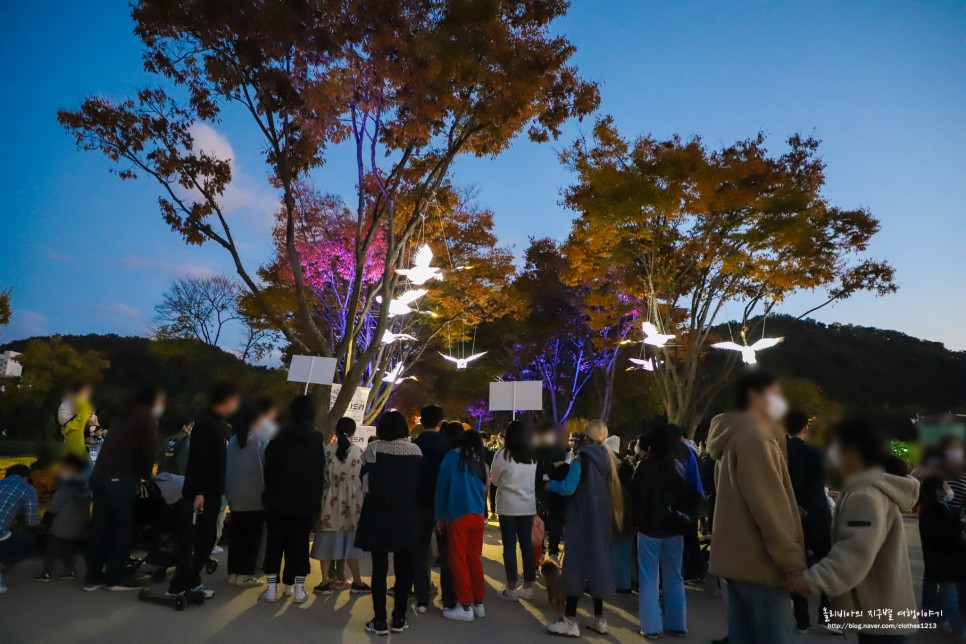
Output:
(726, 579), (793, 644)
(498, 514), (535, 584)
(84, 473), (137, 585)
(940, 582), (966, 635)
(637, 533), (686, 634)
(613, 535), (633, 590)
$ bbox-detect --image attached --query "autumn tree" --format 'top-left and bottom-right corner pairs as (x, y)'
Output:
(496, 238), (610, 424)
(562, 118), (896, 433)
(251, 182), (516, 421)
(59, 0), (596, 430)
(0, 288), (10, 333)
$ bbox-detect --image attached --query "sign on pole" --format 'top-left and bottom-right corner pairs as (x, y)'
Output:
(488, 381), (543, 419)
(352, 425), (377, 447)
(287, 355), (338, 394)
(329, 384), (372, 426)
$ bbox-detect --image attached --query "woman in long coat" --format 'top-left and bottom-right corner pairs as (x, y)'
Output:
(545, 420), (624, 638)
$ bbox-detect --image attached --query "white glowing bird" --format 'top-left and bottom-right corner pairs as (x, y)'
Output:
(627, 357), (660, 372)
(397, 244), (444, 285)
(382, 362), (417, 385)
(381, 330), (417, 345)
(439, 351), (487, 370)
(376, 289), (428, 318)
(711, 336), (784, 365)
(642, 321), (675, 347)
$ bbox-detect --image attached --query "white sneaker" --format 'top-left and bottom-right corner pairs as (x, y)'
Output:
(415, 604), (428, 614)
(259, 586), (279, 603)
(192, 584), (215, 599)
(546, 617), (580, 637)
(442, 605), (475, 622)
(283, 584), (294, 597)
(587, 616), (608, 634)
(293, 586), (308, 604)
(211, 545), (224, 555)
(227, 574), (237, 586)
(516, 585), (535, 600)
(236, 576), (264, 588)
(499, 586), (519, 601)
(472, 603), (486, 618)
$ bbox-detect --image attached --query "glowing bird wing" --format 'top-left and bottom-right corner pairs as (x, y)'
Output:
(749, 337), (784, 351)
(412, 244), (434, 268)
(628, 357), (648, 366)
(642, 321), (660, 338)
(380, 331), (396, 344)
(395, 289), (428, 305)
(385, 363), (404, 379)
(439, 353), (460, 364)
(711, 342), (744, 352)
(464, 352), (487, 363)
(397, 333), (417, 341)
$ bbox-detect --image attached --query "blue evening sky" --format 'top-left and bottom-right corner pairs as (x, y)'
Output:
(1, 1), (964, 356)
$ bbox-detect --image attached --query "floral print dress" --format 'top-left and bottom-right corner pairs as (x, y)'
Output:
(319, 443), (364, 533)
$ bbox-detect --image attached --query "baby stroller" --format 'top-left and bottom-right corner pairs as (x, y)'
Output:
(130, 474), (218, 582)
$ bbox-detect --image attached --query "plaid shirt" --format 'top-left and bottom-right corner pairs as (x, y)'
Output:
(0, 475), (40, 541)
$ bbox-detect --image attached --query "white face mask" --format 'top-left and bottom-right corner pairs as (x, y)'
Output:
(944, 488), (956, 503)
(765, 393), (789, 422)
(945, 448), (964, 465)
(152, 405), (165, 419)
(256, 420), (278, 440)
(826, 442), (842, 471)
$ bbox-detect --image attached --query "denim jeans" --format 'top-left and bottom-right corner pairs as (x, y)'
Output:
(637, 533), (686, 634)
(726, 579), (793, 644)
(939, 582), (966, 635)
(498, 514), (535, 584)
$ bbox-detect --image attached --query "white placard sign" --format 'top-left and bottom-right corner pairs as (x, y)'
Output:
(352, 425), (377, 447)
(489, 381), (543, 418)
(287, 355), (338, 393)
(329, 384), (372, 425)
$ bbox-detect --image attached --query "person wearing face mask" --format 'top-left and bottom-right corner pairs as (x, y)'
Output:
(705, 371), (804, 644)
(224, 397), (277, 587)
(939, 436), (966, 514)
(84, 384), (165, 591)
(167, 382), (241, 599)
(787, 418), (919, 643)
(918, 476), (966, 637)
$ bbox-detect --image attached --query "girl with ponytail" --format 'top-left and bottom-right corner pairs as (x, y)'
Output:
(544, 420), (623, 638)
(310, 416), (370, 595)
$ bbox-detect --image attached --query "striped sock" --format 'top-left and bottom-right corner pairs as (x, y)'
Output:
(266, 574), (278, 591)
(294, 575), (306, 591)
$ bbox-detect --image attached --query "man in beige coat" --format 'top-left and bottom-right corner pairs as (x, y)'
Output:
(788, 418), (919, 642)
(707, 371), (805, 644)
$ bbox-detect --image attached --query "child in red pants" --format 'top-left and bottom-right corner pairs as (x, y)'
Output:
(435, 431), (489, 621)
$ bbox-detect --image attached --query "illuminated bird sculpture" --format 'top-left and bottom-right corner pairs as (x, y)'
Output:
(376, 289), (428, 318)
(382, 362), (417, 384)
(381, 331), (417, 345)
(439, 351), (487, 370)
(711, 332), (783, 365)
(397, 244), (444, 285)
(642, 321), (675, 347)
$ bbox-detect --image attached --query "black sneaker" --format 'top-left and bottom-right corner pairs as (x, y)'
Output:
(60, 571), (77, 581)
(34, 572), (52, 583)
(314, 582), (333, 595)
(350, 582), (372, 594)
(365, 620), (390, 636)
(391, 617), (410, 633)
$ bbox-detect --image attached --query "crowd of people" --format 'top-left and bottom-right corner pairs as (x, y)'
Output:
(0, 371), (960, 643)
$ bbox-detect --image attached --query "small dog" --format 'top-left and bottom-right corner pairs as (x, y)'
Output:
(540, 557), (565, 609)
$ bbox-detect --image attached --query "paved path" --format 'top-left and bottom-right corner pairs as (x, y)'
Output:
(0, 519), (936, 643)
